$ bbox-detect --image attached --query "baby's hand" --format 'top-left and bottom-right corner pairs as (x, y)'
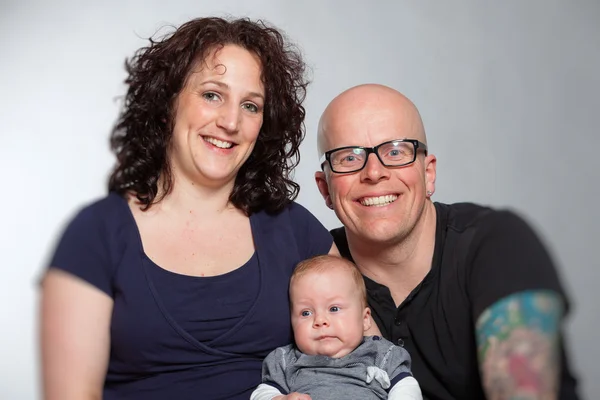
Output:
(273, 392), (311, 400)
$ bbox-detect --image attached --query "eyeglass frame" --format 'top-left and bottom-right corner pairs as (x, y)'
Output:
(319, 139), (428, 173)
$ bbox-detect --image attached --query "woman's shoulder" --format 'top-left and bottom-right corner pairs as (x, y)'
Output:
(254, 201), (326, 231)
(71, 191), (129, 223)
(283, 200), (319, 219)
(60, 192), (134, 241)
(253, 200), (310, 219)
(261, 201), (333, 256)
(48, 192), (133, 295)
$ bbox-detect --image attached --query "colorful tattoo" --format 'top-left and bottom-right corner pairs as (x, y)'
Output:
(476, 290), (563, 400)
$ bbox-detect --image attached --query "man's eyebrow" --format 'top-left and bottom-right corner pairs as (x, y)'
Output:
(200, 80), (265, 101)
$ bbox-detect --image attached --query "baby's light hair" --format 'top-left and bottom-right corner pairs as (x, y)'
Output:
(291, 255), (368, 307)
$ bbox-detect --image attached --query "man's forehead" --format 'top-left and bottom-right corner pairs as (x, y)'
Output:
(323, 108), (423, 147)
(317, 85), (426, 154)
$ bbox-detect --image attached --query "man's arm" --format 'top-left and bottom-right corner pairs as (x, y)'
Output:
(476, 290), (563, 400)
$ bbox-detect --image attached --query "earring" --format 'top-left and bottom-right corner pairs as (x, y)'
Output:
(426, 190), (433, 197)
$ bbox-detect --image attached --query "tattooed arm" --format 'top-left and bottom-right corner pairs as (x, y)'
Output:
(475, 290), (563, 400)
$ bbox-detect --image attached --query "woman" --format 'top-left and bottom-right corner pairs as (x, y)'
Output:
(40, 17), (336, 400)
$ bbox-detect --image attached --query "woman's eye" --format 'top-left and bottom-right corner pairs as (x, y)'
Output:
(242, 103), (259, 113)
(329, 306), (340, 312)
(202, 92), (220, 102)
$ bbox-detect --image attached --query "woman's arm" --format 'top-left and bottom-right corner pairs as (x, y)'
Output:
(40, 269), (113, 400)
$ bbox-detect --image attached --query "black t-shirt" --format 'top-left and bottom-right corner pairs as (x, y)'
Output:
(332, 202), (579, 400)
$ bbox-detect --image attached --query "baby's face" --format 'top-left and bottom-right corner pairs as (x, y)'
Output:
(290, 264), (370, 358)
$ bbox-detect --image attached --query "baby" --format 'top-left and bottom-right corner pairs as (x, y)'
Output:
(251, 255), (422, 400)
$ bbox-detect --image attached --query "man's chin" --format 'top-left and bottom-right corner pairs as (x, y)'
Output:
(349, 224), (405, 246)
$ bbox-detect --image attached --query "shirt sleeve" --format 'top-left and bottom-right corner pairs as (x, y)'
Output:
(288, 202), (334, 259)
(48, 202), (114, 297)
(467, 210), (568, 320)
(261, 346), (293, 395)
(250, 383), (283, 400)
(378, 339), (414, 388)
(388, 376), (423, 400)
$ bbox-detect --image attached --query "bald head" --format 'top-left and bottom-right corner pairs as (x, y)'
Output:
(317, 84), (426, 157)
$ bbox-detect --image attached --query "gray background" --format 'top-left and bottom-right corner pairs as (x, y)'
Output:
(1, 0), (598, 398)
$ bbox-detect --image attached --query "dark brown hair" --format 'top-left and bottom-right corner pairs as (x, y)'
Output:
(108, 17), (308, 214)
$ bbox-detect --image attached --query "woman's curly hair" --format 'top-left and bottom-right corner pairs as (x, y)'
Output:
(108, 17), (308, 214)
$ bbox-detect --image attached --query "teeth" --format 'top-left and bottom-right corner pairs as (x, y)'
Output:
(360, 195), (398, 207)
(204, 137), (233, 149)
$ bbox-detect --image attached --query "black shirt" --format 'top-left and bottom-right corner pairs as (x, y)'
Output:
(332, 202), (579, 400)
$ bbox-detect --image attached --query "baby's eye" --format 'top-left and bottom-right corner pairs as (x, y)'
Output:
(301, 310), (312, 317)
(329, 306), (340, 312)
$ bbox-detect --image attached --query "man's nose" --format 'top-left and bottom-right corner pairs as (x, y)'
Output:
(360, 153), (390, 182)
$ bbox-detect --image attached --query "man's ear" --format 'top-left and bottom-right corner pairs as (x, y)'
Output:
(424, 153), (437, 196)
(363, 307), (372, 332)
(315, 171), (333, 209)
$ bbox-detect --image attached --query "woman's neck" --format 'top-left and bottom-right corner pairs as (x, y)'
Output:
(140, 174), (239, 218)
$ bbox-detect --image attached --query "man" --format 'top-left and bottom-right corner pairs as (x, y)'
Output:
(315, 84), (579, 399)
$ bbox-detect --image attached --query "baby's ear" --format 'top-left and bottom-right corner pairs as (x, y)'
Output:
(363, 307), (372, 332)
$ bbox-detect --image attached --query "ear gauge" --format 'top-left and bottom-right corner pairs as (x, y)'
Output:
(325, 196), (334, 209)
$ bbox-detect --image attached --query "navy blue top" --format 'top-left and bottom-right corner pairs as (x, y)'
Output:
(49, 193), (333, 400)
(147, 252), (260, 342)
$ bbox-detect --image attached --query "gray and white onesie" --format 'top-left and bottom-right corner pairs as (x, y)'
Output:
(250, 336), (422, 400)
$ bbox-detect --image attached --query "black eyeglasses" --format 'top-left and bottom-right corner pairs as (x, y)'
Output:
(320, 139), (428, 174)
